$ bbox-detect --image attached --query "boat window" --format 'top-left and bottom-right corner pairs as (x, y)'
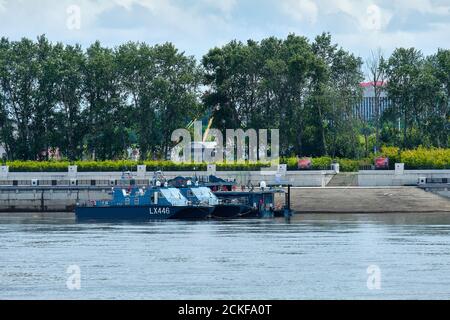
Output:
(160, 188), (188, 206)
(190, 187), (219, 205)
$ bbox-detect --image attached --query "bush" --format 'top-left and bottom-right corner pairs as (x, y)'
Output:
(4, 148), (450, 172)
(399, 147), (450, 169)
(5, 160), (271, 172)
(381, 147), (450, 169)
(312, 157), (333, 170)
(283, 157), (299, 170)
(8, 160), (70, 172)
(339, 159), (360, 172)
(380, 146), (401, 164)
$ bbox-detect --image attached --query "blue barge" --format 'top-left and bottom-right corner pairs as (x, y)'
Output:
(75, 185), (214, 221)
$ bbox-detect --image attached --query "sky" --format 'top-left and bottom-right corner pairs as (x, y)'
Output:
(0, 0), (449, 61)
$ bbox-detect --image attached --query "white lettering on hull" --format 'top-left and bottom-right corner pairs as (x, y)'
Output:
(149, 207), (171, 215)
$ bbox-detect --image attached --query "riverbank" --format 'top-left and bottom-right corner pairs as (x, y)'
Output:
(1, 186), (449, 214)
(291, 187), (450, 213)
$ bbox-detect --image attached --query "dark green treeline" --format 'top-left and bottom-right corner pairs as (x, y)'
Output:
(0, 34), (449, 161)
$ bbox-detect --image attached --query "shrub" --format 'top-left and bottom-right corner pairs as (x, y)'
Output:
(399, 147), (450, 169)
(4, 148), (450, 172)
(8, 160), (69, 172)
(312, 157), (333, 170)
(380, 147), (450, 169)
(380, 146), (401, 164)
(339, 159), (360, 172)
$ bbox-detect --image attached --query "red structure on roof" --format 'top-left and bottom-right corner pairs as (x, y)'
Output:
(360, 81), (385, 88)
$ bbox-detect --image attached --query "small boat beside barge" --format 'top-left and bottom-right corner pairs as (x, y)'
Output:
(177, 184), (245, 218)
(170, 175), (292, 218)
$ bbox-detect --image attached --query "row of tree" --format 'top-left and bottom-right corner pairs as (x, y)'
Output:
(0, 36), (201, 160)
(0, 34), (449, 161)
(382, 48), (450, 149)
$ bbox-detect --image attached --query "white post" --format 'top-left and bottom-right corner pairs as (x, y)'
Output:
(137, 165), (146, 177)
(207, 164), (216, 175)
(321, 171), (326, 188)
(277, 164), (287, 175)
(68, 165), (77, 177)
(0, 165), (9, 178)
(332, 163), (340, 173)
(394, 163), (404, 175)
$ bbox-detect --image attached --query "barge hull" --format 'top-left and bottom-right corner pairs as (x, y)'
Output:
(75, 205), (212, 221)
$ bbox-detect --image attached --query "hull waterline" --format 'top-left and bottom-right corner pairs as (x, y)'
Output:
(75, 205), (213, 222)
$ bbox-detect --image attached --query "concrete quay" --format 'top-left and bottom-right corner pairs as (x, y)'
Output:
(0, 165), (449, 213)
(0, 185), (449, 214)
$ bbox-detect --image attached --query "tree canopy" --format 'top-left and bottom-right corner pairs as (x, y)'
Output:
(0, 34), (448, 161)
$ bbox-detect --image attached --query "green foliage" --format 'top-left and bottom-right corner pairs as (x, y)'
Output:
(383, 48), (450, 149)
(382, 147), (450, 169)
(6, 160), (271, 172)
(312, 157), (333, 169)
(380, 146), (401, 164)
(7, 161), (70, 172)
(283, 156), (362, 172)
(338, 159), (360, 172)
(202, 33), (364, 157)
(5, 148), (450, 172)
(1, 36), (448, 162)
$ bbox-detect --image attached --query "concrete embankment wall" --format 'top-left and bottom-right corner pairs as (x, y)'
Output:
(358, 170), (450, 186)
(1, 169), (450, 213)
(0, 170), (335, 187)
(2, 169), (450, 187)
(0, 188), (110, 212)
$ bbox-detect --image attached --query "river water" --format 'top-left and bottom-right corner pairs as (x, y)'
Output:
(1, 212), (450, 299)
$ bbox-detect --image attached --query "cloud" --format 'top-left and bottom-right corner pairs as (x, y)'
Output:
(0, 0), (6, 12)
(392, 0), (450, 15)
(281, 0), (319, 24)
(202, 0), (237, 14)
(312, 0), (393, 32)
(0, 0), (448, 60)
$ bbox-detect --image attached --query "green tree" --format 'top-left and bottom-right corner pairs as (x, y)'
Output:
(0, 37), (38, 159)
(384, 48), (424, 149)
(116, 42), (159, 159)
(53, 43), (86, 160)
(425, 49), (450, 147)
(84, 41), (128, 160)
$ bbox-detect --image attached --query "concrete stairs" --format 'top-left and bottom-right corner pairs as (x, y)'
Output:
(327, 173), (358, 187)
